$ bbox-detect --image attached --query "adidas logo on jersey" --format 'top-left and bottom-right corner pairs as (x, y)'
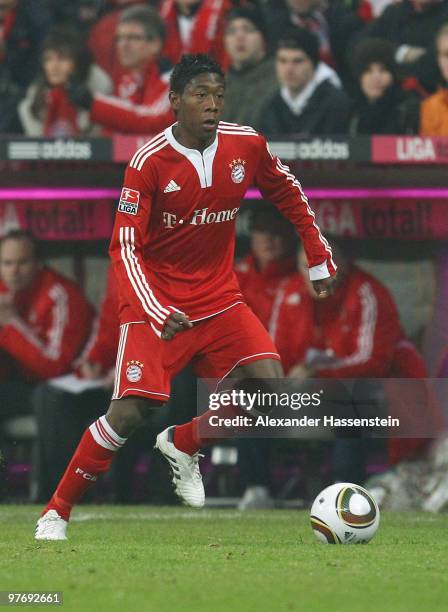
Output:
(164, 180), (181, 193)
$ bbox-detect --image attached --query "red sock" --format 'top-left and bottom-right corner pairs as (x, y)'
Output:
(44, 415), (126, 521)
(174, 402), (247, 456)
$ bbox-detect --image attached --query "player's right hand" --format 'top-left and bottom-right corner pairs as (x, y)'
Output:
(161, 312), (193, 341)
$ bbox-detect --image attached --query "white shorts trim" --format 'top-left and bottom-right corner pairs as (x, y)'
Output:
(217, 351), (281, 384)
(112, 388), (170, 400)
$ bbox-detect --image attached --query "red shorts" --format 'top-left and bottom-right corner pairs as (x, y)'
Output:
(112, 303), (280, 402)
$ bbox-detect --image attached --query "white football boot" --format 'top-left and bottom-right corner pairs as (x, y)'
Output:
(35, 509), (68, 540)
(155, 426), (205, 508)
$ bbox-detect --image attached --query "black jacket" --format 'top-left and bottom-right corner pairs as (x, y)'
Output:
(260, 80), (351, 137)
(349, 84), (419, 135)
(264, 4), (363, 82)
(364, 0), (448, 92)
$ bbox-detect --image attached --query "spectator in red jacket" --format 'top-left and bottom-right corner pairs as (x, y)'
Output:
(238, 242), (418, 509)
(68, 5), (174, 134)
(33, 266), (196, 503)
(235, 206), (297, 331)
(276, 245), (401, 378)
(33, 266), (119, 500)
(160, 0), (231, 69)
(0, 230), (93, 429)
(0, 0), (51, 133)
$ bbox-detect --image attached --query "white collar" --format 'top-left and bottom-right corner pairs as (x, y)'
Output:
(280, 62), (341, 116)
(164, 124), (218, 188)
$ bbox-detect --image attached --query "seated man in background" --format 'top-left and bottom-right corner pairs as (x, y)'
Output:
(235, 206), (297, 333)
(420, 23), (448, 136)
(238, 242), (422, 509)
(0, 230), (93, 435)
(33, 267), (119, 500)
(260, 27), (351, 136)
(68, 5), (174, 134)
(349, 37), (419, 135)
(220, 5), (278, 131)
(34, 267), (195, 503)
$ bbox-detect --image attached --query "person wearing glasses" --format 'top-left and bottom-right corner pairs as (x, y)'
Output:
(67, 5), (174, 134)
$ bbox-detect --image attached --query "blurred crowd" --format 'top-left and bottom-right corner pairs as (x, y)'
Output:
(2, 0), (448, 136)
(0, 217), (447, 510)
(1, 0), (448, 511)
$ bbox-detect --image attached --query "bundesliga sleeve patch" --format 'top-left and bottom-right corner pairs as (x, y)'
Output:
(118, 187), (140, 215)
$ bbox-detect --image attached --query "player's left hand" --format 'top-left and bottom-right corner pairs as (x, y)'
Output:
(161, 312), (193, 341)
(312, 276), (335, 300)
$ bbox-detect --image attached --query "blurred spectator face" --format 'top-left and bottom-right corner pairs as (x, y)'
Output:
(251, 231), (289, 270)
(116, 21), (161, 70)
(0, 238), (39, 292)
(42, 50), (75, 87)
(360, 62), (393, 102)
(176, 0), (202, 11)
(276, 48), (315, 94)
(286, 0), (319, 14)
(225, 18), (265, 69)
(0, 0), (16, 17)
(437, 32), (448, 82)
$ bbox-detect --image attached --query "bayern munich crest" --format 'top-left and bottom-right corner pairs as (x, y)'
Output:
(126, 360), (144, 383)
(229, 158), (246, 184)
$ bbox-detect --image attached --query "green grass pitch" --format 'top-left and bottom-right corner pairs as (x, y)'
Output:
(1, 506), (447, 612)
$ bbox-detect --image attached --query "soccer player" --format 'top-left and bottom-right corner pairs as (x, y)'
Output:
(35, 54), (336, 540)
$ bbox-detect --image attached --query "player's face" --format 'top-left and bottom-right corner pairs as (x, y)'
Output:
(42, 50), (75, 87)
(224, 18), (265, 68)
(360, 62), (393, 102)
(276, 48), (315, 93)
(437, 34), (448, 82)
(116, 22), (161, 70)
(0, 239), (39, 292)
(171, 73), (225, 142)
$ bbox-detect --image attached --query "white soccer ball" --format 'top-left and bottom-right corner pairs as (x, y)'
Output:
(310, 482), (380, 544)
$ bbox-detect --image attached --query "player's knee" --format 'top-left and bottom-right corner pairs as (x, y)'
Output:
(106, 397), (164, 437)
(233, 358), (284, 379)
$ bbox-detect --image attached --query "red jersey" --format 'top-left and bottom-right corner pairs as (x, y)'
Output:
(235, 253), (297, 330)
(109, 122), (336, 337)
(0, 267), (93, 381)
(274, 266), (401, 377)
(78, 267), (120, 374)
(90, 61), (174, 134)
(160, 0), (230, 69)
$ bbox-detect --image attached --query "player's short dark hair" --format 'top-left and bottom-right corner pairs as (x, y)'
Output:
(170, 54), (225, 94)
(0, 230), (40, 260)
(119, 5), (165, 42)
